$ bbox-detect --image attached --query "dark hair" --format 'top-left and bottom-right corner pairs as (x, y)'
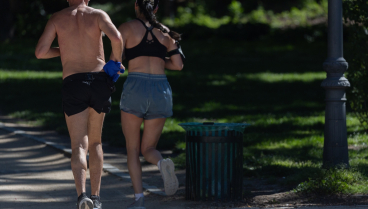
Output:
(137, 0), (181, 41)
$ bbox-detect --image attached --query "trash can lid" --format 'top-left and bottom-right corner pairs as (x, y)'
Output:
(178, 122), (250, 133)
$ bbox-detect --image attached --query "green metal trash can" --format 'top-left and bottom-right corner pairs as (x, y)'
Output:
(179, 122), (249, 201)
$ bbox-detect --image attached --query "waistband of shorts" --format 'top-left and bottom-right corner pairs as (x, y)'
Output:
(127, 72), (167, 80)
(63, 72), (111, 83)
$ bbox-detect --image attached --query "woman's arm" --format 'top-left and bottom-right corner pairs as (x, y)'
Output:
(165, 39), (183, 71)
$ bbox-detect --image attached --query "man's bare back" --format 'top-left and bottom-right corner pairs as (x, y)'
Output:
(35, 1), (123, 79)
(53, 6), (105, 77)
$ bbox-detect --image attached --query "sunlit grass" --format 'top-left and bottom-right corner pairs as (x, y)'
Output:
(2, 39), (368, 194)
(0, 70), (62, 79)
(206, 72), (326, 86)
(243, 72), (326, 83)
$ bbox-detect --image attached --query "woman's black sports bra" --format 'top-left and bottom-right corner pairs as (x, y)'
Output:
(124, 18), (167, 62)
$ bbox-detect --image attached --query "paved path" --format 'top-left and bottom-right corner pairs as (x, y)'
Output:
(1, 116), (368, 209)
(0, 128), (195, 209)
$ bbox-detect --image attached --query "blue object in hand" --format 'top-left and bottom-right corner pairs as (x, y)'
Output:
(103, 60), (125, 82)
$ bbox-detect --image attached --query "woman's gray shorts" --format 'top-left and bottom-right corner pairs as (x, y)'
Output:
(120, 72), (173, 120)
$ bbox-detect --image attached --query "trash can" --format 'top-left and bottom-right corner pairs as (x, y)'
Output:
(178, 122), (249, 201)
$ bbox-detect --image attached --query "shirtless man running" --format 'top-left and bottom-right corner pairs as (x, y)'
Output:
(35, 1), (123, 208)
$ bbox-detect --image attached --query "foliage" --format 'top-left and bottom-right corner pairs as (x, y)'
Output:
(228, 0), (244, 23)
(162, 2), (231, 28)
(15, 1), (50, 39)
(247, 0), (327, 28)
(343, 0), (368, 129)
(5, 0), (329, 41)
(163, 0), (327, 30)
(293, 166), (363, 194)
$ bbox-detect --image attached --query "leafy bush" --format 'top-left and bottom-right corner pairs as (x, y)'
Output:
(294, 166), (362, 194)
(163, 0), (327, 30)
(162, 2), (231, 28)
(343, 0), (368, 129)
(15, 1), (49, 38)
(247, 0), (327, 28)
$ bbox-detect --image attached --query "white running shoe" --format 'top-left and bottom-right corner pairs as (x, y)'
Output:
(77, 193), (93, 209)
(160, 158), (179, 196)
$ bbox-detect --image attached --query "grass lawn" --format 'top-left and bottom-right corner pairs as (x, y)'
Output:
(1, 38), (368, 194)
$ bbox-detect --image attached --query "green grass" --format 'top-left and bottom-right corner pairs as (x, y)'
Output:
(1, 38), (368, 194)
(0, 70), (61, 79)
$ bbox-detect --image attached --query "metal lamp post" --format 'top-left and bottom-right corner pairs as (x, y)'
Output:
(321, 0), (350, 168)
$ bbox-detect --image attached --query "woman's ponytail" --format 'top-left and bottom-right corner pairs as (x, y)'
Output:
(137, 0), (181, 41)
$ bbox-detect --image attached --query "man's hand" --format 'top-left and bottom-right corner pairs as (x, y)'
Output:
(103, 60), (125, 82)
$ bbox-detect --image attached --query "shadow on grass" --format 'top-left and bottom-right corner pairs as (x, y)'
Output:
(0, 39), (336, 191)
(0, 69), (325, 147)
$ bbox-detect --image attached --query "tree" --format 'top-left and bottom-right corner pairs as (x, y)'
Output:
(0, 0), (14, 41)
(343, 0), (368, 128)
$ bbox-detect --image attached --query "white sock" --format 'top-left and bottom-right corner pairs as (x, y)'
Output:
(157, 159), (163, 171)
(134, 193), (144, 201)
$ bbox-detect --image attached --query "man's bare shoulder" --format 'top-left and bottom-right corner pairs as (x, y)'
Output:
(88, 7), (109, 17)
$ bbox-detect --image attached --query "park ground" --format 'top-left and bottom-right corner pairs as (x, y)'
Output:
(2, 7), (368, 204)
(3, 0), (368, 208)
(2, 115), (368, 209)
(2, 37), (368, 196)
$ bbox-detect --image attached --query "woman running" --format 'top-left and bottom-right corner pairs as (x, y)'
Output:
(117, 0), (184, 208)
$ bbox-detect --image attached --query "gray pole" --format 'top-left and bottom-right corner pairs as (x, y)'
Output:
(321, 0), (350, 168)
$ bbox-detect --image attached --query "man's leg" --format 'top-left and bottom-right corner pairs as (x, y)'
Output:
(121, 111), (144, 194)
(87, 108), (105, 196)
(65, 108), (89, 196)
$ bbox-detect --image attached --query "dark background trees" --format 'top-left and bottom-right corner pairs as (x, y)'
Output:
(0, 0), (329, 41)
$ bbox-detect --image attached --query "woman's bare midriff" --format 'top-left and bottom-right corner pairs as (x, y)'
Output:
(127, 56), (166, 75)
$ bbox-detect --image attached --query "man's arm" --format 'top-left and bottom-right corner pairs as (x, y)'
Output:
(98, 10), (123, 63)
(35, 16), (60, 59)
(115, 23), (128, 61)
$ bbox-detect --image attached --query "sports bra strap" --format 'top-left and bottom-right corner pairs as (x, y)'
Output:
(136, 18), (154, 31)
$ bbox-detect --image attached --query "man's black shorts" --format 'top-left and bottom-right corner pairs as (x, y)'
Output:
(62, 72), (116, 116)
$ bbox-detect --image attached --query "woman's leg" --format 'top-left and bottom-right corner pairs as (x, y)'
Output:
(140, 118), (166, 165)
(121, 111), (144, 194)
(141, 117), (179, 196)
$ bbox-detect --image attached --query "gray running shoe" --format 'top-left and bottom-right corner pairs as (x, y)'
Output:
(160, 158), (179, 196)
(77, 193), (93, 209)
(127, 196), (145, 209)
(90, 195), (102, 209)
